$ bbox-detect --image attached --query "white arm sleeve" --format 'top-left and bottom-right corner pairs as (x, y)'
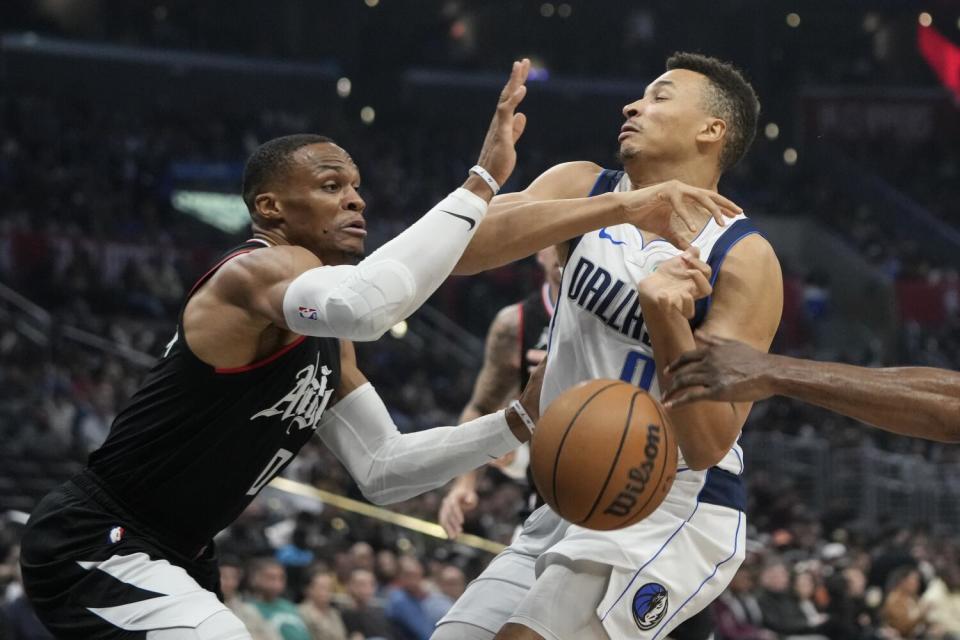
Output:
(317, 383), (521, 505)
(282, 187), (487, 341)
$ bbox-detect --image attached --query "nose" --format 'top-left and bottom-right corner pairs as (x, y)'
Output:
(622, 100), (642, 119)
(343, 187), (366, 213)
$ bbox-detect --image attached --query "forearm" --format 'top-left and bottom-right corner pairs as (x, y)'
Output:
(768, 357), (960, 443)
(454, 192), (624, 275)
(643, 304), (740, 469)
(319, 384), (527, 505)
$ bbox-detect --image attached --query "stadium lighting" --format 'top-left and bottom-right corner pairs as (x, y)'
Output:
(364, 0), (379, 7)
(919, 12), (933, 27)
(540, 3), (555, 18)
(786, 13), (801, 28)
(336, 77), (352, 98)
(558, 3), (572, 18)
(765, 123), (780, 140)
(360, 106), (376, 125)
(783, 148), (798, 165)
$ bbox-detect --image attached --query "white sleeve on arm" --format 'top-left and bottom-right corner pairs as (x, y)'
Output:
(282, 187), (488, 341)
(316, 383), (521, 505)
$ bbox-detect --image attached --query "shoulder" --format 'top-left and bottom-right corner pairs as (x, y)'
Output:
(522, 161), (604, 200)
(718, 233), (781, 282)
(204, 244), (322, 302)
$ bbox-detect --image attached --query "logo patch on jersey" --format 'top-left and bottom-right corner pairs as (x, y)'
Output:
(298, 306), (318, 320)
(599, 227), (627, 246)
(108, 526), (125, 544)
(251, 353), (334, 433)
(632, 582), (669, 630)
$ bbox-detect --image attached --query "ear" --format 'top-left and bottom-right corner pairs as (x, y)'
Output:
(254, 192), (282, 223)
(696, 117), (726, 145)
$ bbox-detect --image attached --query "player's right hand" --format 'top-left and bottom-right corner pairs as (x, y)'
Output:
(439, 481), (479, 539)
(473, 59), (531, 189)
(618, 179), (742, 249)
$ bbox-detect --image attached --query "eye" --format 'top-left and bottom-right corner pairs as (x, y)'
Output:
(654, 95), (668, 102)
(322, 181), (340, 193)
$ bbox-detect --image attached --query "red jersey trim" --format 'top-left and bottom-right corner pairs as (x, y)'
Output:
(186, 249), (256, 299)
(215, 336), (308, 374)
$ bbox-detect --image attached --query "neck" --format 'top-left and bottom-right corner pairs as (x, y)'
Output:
(252, 228), (287, 247)
(622, 157), (719, 192)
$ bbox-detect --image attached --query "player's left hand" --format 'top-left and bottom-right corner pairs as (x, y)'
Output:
(636, 247), (712, 319)
(662, 332), (778, 407)
(518, 355), (547, 423)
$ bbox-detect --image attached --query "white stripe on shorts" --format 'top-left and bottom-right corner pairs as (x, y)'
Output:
(77, 552), (228, 631)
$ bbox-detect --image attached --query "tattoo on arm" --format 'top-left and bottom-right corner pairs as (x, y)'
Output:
(460, 305), (521, 422)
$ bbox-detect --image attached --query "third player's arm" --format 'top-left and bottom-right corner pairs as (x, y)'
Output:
(664, 337), (960, 443)
(642, 235), (783, 470)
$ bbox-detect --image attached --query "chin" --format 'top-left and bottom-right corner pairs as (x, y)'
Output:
(617, 143), (640, 163)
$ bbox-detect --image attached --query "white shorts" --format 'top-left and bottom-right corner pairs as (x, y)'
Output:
(437, 468), (746, 639)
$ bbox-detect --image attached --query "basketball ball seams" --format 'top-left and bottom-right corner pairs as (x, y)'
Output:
(575, 391), (641, 525)
(550, 381), (623, 519)
(616, 396), (675, 528)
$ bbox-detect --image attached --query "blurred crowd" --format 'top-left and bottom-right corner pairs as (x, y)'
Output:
(3, 22), (960, 636)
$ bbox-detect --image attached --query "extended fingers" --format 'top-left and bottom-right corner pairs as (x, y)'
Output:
(665, 347), (707, 374)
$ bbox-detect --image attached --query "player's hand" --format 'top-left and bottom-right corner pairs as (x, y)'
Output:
(525, 348), (547, 376)
(473, 59), (530, 189)
(439, 480), (479, 539)
(662, 332), (777, 407)
(518, 354), (546, 424)
(636, 247), (712, 319)
(618, 179), (742, 249)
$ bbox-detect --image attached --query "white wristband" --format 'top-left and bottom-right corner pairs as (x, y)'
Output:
(509, 400), (537, 435)
(469, 165), (501, 196)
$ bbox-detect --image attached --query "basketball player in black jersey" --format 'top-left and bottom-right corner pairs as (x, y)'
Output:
(439, 247), (561, 541)
(19, 60), (542, 640)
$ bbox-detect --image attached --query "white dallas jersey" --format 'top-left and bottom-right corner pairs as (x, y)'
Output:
(542, 169), (760, 477)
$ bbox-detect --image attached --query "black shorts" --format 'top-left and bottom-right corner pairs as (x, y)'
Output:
(20, 471), (228, 639)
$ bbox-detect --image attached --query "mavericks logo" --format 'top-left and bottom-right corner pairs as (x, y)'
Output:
(632, 582), (668, 630)
(251, 353), (334, 433)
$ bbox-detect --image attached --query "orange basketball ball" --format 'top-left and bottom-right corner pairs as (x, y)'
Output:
(530, 379), (678, 531)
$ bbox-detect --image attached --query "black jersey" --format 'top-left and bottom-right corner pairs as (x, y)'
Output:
(518, 283), (554, 388)
(517, 283), (554, 513)
(87, 239), (340, 555)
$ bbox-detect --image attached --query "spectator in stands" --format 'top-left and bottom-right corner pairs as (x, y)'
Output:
(757, 558), (829, 638)
(713, 563), (776, 640)
(248, 558), (311, 640)
(882, 566), (930, 639)
(0, 546), (53, 640)
(922, 565), (960, 638)
(385, 556), (451, 640)
(375, 550), (399, 591)
(339, 568), (396, 640)
(219, 558), (280, 640)
(298, 570), (347, 640)
(435, 565), (465, 603)
(822, 566), (875, 640)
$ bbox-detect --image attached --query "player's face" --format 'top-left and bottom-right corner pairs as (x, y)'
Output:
(618, 69), (714, 164)
(278, 143), (367, 264)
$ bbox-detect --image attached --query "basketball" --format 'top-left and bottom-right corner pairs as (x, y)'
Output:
(530, 379), (678, 531)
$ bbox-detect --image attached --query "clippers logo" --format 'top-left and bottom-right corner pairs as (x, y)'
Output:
(108, 526), (125, 544)
(632, 582), (669, 630)
(298, 306), (318, 320)
(251, 353), (334, 434)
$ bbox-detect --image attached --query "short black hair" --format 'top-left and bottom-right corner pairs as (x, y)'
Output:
(666, 52), (760, 172)
(241, 134), (335, 214)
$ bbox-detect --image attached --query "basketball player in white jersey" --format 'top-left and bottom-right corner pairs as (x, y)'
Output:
(439, 247), (561, 541)
(434, 53), (783, 640)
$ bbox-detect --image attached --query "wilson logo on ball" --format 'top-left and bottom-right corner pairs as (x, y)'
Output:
(603, 424), (661, 517)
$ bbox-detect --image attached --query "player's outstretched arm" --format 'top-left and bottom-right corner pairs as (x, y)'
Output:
(639, 235), (783, 470)
(454, 168), (743, 275)
(317, 342), (542, 506)
(190, 60), (529, 354)
(663, 335), (960, 443)
(439, 304), (522, 538)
